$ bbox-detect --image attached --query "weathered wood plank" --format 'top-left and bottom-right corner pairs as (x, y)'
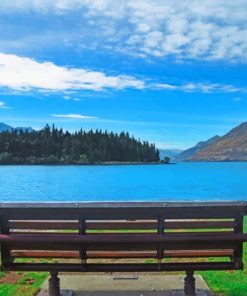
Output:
(11, 249), (234, 259)
(3, 262), (237, 272)
(1, 233), (247, 244)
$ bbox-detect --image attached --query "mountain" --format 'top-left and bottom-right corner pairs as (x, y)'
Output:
(175, 135), (221, 162)
(159, 149), (183, 160)
(0, 122), (33, 133)
(15, 127), (33, 133)
(0, 122), (13, 132)
(190, 122), (247, 161)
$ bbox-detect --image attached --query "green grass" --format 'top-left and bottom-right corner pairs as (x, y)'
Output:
(0, 258), (48, 296)
(201, 270), (247, 296)
(197, 217), (247, 295)
(0, 284), (18, 296)
(0, 271), (48, 296)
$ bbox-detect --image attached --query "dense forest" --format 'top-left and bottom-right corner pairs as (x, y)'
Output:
(0, 125), (160, 164)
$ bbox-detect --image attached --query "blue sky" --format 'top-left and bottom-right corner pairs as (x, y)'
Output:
(0, 1), (247, 149)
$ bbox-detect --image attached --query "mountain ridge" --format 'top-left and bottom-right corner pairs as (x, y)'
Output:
(0, 122), (33, 133)
(0, 122), (13, 132)
(159, 149), (183, 160)
(190, 122), (247, 161)
(175, 135), (221, 162)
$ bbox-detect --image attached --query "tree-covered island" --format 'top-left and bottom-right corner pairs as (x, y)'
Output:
(0, 125), (161, 164)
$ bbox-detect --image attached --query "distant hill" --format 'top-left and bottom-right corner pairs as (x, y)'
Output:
(0, 122), (13, 132)
(175, 135), (221, 162)
(159, 149), (183, 160)
(0, 122), (33, 133)
(190, 122), (247, 161)
(15, 126), (34, 133)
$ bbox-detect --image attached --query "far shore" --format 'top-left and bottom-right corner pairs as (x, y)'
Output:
(0, 161), (175, 166)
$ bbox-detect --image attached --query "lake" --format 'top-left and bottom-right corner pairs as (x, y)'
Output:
(0, 162), (246, 202)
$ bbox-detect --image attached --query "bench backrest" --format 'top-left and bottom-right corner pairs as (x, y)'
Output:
(0, 202), (246, 272)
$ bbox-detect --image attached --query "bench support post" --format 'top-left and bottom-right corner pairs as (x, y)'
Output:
(184, 271), (196, 296)
(49, 271), (60, 296)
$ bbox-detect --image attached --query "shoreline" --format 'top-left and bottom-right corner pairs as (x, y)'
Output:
(0, 161), (175, 166)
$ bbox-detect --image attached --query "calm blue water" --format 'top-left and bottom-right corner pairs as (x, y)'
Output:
(0, 163), (246, 202)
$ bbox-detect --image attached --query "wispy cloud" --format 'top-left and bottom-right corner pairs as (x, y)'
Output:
(0, 101), (11, 109)
(63, 95), (81, 101)
(154, 83), (178, 90)
(0, 53), (145, 92)
(1, 1), (247, 62)
(0, 53), (245, 95)
(52, 114), (97, 119)
(154, 82), (243, 94)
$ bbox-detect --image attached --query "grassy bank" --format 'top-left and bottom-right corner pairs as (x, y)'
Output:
(199, 218), (247, 296)
(0, 271), (47, 296)
(1, 221), (247, 296)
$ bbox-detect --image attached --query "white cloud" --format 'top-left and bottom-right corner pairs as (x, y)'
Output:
(1, 0), (246, 62)
(0, 53), (145, 92)
(52, 114), (97, 119)
(0, 53), (244, 94)
(0, 101), (10, 109)
(63, 95), (81, 101)
(155, 83), (178, 90)
(154, 82), (243, 94)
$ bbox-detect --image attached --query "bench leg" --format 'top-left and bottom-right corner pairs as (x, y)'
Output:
(48, 271), (60, 296)
(184, 271), (196, 296)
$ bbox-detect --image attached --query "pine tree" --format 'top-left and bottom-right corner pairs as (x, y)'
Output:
(0, 125), (160, 164)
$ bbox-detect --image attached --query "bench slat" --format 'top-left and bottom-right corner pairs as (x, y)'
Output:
(11, 249), (234, 259)
(0, 233), (242, 253)
(1, 233), (247, 244)
(9, 221), (79, 230)
(9, 231), (234, 236)
(3, 262), (237, 272)
(9, 220), (235, 230)
(7, 242), (238, 251)
(165, 221), (234, 229)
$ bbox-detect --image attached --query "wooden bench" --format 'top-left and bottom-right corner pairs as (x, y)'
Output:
(1, 201), (247, 296)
